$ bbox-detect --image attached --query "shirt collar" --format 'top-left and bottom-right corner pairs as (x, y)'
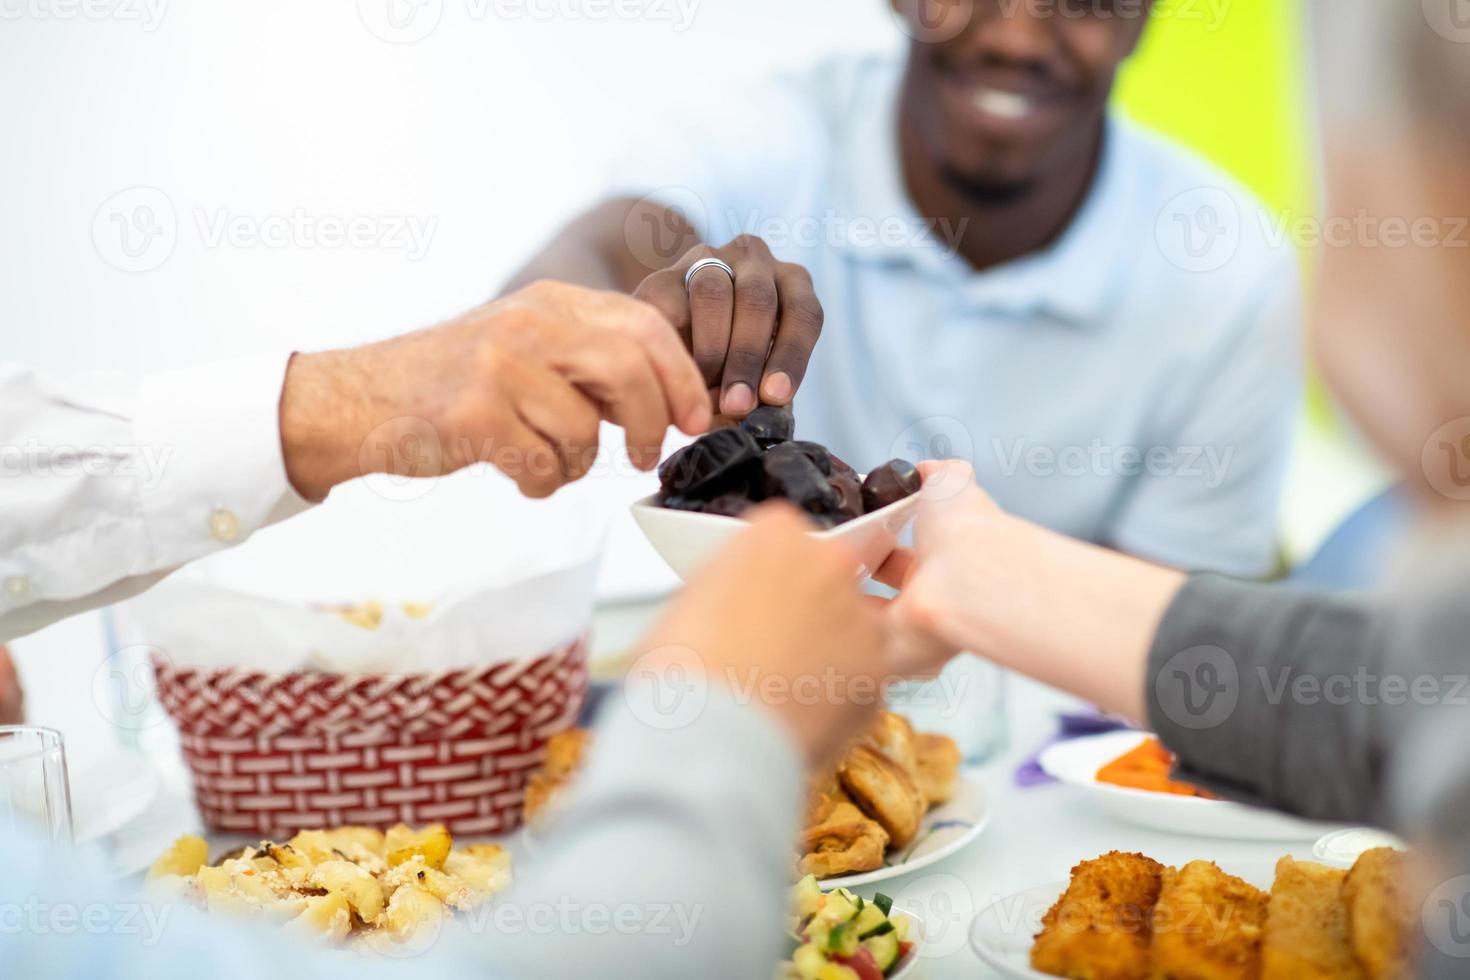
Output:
(831, 69), (1139, 329)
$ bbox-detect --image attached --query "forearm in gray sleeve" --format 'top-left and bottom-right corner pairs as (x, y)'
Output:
(1145, 574), (1400, 825)
(482, 685), (804, 980)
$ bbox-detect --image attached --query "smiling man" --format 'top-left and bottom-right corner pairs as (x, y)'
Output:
(509, 0), (1301, 576)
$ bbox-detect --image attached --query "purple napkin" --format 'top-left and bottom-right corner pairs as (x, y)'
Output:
(1015, 710), (1133, 787)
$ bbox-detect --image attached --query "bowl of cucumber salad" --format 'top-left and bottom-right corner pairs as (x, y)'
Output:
(779, 875), (919, 980)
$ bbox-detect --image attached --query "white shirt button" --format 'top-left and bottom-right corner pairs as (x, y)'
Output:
(208, 509), (241, 543)
(4, 576), (29, 599)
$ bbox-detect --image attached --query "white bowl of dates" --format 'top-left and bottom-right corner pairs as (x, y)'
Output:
(632, 407), (922, 580)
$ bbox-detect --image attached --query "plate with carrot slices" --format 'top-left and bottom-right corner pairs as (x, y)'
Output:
(1038, 731), (1344, 841)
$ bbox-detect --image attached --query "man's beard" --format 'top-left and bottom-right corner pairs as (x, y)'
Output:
(938, 163), (1038, 207)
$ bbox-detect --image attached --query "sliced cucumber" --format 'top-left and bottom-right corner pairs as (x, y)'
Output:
(858, 920), (893, 941)
(852, 906), (887, 937)
(862, 931), (901, 974)
(826, 920), (861, 958)
(872, 892), (893, 917)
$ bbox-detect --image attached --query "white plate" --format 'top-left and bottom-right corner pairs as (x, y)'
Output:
(970, 859), (1282, 979)
(1038, 731), (1342, 841)
(70, 750), (160, 845)
(630, 482), (920, 581)
(817, 770), (991, 889)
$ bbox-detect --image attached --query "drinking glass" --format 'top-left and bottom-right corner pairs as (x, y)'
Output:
(887, 654), (1009, 764)
(0, 726), (75, 845)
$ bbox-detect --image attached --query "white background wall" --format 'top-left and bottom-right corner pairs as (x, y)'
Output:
(1, 0), (910, 601)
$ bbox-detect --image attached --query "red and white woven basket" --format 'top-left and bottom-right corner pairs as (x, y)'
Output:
(152, 635), (588, 838)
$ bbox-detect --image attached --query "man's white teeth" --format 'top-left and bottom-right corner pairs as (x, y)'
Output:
(973, 90), (1032, 120)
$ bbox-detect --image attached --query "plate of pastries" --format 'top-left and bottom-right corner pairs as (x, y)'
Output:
(971, 846), (1416, 979)
(525, 711), (988, 888)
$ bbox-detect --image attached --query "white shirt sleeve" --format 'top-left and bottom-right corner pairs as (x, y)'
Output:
(0, 357), (311, 642)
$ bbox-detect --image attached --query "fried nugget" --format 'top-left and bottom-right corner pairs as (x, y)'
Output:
(1343, 848), (1415, 980)
(1262, 857), (1365, 980)
(1031, 851), (1167, 980)
(798, 801), (890, 878)
(1149, 860), (1268, 980)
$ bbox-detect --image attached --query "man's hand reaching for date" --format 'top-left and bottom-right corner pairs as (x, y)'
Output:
(632, 236), (823, 420)
(280, 280), (712, 501)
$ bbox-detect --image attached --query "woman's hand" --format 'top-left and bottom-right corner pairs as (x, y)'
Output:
(875, 461), (1008, 677)
(876, 461), (1185, 723)
(635, 505), (885, 768)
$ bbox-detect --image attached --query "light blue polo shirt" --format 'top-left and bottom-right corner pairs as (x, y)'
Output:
(611, 53), (1301, 576)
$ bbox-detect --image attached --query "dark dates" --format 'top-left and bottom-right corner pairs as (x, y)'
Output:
(739, 405), (795, 449)
(656, 413), (921, 526)
(764, 440), (832, 476)
(657, 428), (761, 497)
(860, 459), (922, 513)
(761, 452), (840, 516)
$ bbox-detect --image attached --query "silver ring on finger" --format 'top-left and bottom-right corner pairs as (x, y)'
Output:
(684, 257), (735, 291)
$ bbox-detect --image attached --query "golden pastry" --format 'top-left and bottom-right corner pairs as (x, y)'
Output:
(914, 732), (961, 806)
(864, 711), (920, 778)
(798, 801), (890, 878)
(838, 743), (926, 850)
